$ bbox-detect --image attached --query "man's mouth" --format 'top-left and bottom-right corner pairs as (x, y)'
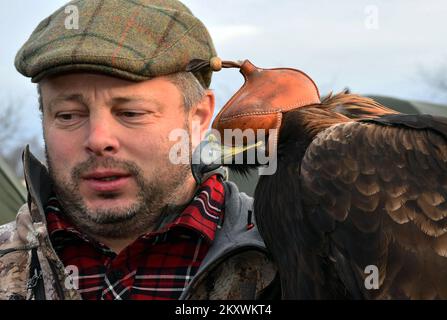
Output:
(82, 170), (133, 192)
(92, 176), (122, 181)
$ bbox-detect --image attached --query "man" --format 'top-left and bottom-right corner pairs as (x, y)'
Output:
(0, 0), (277, 300)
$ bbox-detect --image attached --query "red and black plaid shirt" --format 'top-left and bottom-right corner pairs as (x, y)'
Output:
(45, 175), (225, 300)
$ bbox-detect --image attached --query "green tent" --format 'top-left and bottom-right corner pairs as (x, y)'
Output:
(368, 95), (447, 117)
(0, 156), (26, 224)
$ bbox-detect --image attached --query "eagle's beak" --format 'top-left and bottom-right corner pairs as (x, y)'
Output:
(190, 133), (263, 184)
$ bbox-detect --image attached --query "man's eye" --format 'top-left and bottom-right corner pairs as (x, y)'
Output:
(121, 112), (140, 117)
(56, 113), (77, 121)
(118, 111), (146, 119)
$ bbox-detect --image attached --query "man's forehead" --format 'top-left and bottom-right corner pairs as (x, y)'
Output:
(49, 92), (158, 103)
(41, 72), (143, 90)
(40, 75), (180, 113)
(40, 72), (179, 98)
(46, 92), (168, 113)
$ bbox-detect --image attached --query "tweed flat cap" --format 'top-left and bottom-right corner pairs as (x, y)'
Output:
(15, 0), (217, 88)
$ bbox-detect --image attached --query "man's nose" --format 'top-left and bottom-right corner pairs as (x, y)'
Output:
(84, 116), (120, 156)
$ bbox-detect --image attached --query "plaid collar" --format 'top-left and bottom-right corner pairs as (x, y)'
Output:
(46, 174), (225, 245)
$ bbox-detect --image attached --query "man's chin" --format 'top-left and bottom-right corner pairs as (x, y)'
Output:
(83, 194), (136, 208)
(81, 198), (138, 220)
(83, 207), (138, 224)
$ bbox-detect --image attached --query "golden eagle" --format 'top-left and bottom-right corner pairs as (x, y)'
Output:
(203, 60), (447, 299)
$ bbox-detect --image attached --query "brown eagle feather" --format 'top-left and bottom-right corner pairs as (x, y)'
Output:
(252, 91), (447, 299)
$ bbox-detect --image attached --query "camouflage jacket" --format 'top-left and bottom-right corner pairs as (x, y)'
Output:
(0, 148), (278, 300)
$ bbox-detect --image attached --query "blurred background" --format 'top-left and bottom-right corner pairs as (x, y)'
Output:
(1, 0), (447, 222)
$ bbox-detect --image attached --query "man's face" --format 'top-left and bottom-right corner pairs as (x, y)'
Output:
(40, 73), (198, 239)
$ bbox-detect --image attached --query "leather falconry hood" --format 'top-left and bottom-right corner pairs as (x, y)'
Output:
(215, 59), (320, 136)
(188, 58), (320, 135)
(188, 57), (320, 146)
(187, 58), (321, 182)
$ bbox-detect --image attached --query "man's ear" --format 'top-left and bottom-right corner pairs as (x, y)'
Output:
(189, 89), (215, 138)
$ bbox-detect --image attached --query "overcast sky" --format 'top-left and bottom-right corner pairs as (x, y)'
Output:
(1, 0), (447, 147)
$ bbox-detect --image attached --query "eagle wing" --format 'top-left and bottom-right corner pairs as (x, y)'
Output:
(298, 114), (447, 299)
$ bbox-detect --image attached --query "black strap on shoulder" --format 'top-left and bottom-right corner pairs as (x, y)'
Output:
(27, 248), (46, 300)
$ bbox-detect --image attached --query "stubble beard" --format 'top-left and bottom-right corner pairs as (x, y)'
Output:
(46, 148), (192, 240)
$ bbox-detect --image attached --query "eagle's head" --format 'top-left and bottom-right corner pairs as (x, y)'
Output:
(212, 60), (321, 152)
(191, 60), (397, 183)
(191, 60), (321, 181)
